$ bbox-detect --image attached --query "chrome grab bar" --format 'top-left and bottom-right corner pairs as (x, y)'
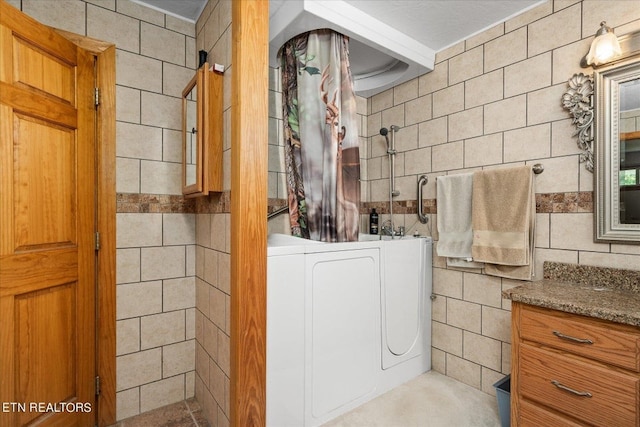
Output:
(417, 175), (428, 224)
(267, 205), (289, 220)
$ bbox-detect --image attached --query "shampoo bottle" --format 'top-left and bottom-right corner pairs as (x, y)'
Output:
(369, 208), (379, 234)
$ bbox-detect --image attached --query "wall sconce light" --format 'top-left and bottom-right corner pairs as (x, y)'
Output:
(581, 21), (622, 67)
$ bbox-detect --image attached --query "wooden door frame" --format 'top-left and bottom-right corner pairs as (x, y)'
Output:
(55, 29), (116, 427)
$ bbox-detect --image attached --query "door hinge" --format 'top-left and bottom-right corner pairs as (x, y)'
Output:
(94, 87), (100, 108)
(95, 231), (100, 251)
(95, 375), (101, 396)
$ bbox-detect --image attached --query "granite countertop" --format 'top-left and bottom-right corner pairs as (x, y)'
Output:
(503, 262), (640, 327)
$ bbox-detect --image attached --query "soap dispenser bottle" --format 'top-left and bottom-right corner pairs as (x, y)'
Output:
(369, 208), (379, 234)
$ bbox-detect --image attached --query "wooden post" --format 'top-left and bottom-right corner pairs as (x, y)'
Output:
(230, 0), (269, 426)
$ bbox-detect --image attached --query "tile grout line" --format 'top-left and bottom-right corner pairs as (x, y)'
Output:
(185, 400), (201, 426)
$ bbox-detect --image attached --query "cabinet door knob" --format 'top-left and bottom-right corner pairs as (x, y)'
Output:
(551, 380), (593, 397)
(552, 330), (594, 344)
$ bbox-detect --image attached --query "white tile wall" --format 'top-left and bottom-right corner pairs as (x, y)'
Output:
(164, 277), (196, 311)
(418, 117), (448, 147)
(22, 0), (86, 34)
(141, 246), (187, 281)
(504, 53), (552, 97)
(463, 273), (502, 308)
(484, 95), (527, 134)
(140, 311), (186, 349)
(464, 69), (503, 108)
(446, 354), (481, 389)
(88, 5), (139, 53)
(163, 129), (183, 163)
(484, 27), (527, 72)
(447, 298), (482, 334)
(528, 4), (581, 57)
(164, 214), (196, 245)
(194, 1), (234, 425)
(117, 213), (163, 248)
(117, 318), (141, 355)
(449, 46), (483, 84)
(116, 348), (162, 392)
(116, 387), (140, 421)
(448, 107), (483, 141)
(141, 92), (182, 130)
(141, 22), (187, 65)
(432, 321), (463, 357)
(116, 248), (141, 283)
(163, 63), (196, 98)
(433, 83), (464, 118)
(116, 281), (163, 320)
(116, 122), (163, 160)
(116, 50), (163, 93)
(163, 341), (196, 377)
(116, 86), (141, 122)
(116, 157), (140, 193)
(140, 161), (182, 195)
(503, 124), (551, 162)
(463, 331), (502, 372)
(464, 134), (503, 168)
(140, 375), (185, 413)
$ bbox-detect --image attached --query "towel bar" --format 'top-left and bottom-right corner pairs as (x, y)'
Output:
(435, 163), (545, 180)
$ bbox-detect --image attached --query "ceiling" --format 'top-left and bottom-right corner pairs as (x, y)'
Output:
(133, 0), (545, 50)
(133, 0), (546, 96)
(131, 0), (207, 21)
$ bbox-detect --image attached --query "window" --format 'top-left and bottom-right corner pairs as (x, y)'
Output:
(620, 168), (639, 186)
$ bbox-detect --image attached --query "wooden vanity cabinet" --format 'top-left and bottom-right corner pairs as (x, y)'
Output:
(511, 302), (640, 427)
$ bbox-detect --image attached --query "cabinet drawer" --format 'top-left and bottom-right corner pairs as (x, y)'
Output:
(520, 344), (639, 427)
(520, 305), (640, 371)
(519, 400), (584, 427)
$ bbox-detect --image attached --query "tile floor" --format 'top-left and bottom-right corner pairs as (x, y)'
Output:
(322, 371), (501, 427)
(110, 398), (209, 427)
(113, 371), (501, 427)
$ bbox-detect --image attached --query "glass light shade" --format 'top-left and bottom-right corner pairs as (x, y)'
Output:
(585, 25), (622, 66)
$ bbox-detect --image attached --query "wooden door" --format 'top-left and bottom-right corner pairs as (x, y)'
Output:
(0, 2), (97, 426)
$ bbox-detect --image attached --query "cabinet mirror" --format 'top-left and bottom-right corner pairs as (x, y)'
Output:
(182, 63), (223, 197)
(595, 58), (640, 242)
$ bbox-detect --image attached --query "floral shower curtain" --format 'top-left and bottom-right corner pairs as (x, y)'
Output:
(280, 29), (360, 242)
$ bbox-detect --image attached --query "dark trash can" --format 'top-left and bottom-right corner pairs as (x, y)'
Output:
(493, 375), (510, 427)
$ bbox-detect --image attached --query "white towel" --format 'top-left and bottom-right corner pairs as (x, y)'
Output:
(436, 174), (484, 269)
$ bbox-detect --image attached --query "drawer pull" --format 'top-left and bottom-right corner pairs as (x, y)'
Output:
(551, 380), (593, 398)
(552, 330), (594, 344)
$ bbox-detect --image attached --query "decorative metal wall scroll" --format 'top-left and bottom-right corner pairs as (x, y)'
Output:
(562, 73), (595, 172)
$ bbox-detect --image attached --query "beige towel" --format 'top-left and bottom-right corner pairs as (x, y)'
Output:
(471, 165), (535, 280)
(436, 173), (484, 269)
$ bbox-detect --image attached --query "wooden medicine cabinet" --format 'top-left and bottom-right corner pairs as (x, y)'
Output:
(182, 62), (223, 197)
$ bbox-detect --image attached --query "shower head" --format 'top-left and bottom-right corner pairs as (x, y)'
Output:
(380, 127), (390, 148)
